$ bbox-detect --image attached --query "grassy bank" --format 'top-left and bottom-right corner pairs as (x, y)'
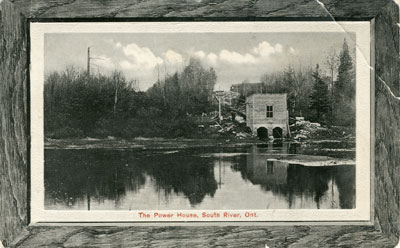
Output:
(45, 115), (355, 149)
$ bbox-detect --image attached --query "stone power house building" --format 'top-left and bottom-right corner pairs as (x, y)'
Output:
(246, 93), (289, 138)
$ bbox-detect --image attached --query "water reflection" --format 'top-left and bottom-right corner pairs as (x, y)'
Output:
(45, 142), (355, 210)
(231, 145), (355, 209)
(45, 150), (147, 209)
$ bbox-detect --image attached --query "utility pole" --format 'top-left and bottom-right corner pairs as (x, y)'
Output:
(87, 47), (91, 76)
(219, 97), (222, 122)
(87, 46), (105, 76)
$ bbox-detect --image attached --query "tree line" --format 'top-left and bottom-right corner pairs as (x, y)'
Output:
(44, 58), (216, 138)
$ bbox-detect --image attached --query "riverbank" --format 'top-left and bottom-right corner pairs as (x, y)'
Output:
(44, 136), (264, 150)
(45, 135), (355, 150)
(44, 116), (356, 165)
(45, 108), (355, 143)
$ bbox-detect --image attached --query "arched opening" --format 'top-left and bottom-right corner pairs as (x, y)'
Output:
(257, 127), (268, 139)
(273, 127), (283, 139)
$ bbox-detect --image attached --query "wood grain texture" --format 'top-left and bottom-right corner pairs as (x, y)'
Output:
(1, 0), (400, 246)
(0, 0), (29, 246)
(375, 76), (400, 241)
(9, 226), (398, 247)
(8, 0), (390, 19)
(375, 0), (400, 96)
(374, 1), (400, 239)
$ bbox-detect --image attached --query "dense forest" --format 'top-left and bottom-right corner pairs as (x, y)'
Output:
(44, 39), (355, 139)
(44, 58), (216, 138)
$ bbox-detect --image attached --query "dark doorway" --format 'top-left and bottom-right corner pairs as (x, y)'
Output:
(257, 127), (268, 139)
(273, 127), (283, 138)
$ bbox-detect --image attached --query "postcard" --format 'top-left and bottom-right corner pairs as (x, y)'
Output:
(30, 21), (372, 223)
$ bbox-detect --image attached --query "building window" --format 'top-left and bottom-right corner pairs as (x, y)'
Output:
(266, 105), (273, 118)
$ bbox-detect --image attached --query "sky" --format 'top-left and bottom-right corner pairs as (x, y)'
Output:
(44, 32), (355, 91)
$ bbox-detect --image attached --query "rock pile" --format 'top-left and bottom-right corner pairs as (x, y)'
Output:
(290, 120), (326, 140)
(290, 118), (355, 140)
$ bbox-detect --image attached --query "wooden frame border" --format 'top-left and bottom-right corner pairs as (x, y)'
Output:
(0, 0), (399, 246)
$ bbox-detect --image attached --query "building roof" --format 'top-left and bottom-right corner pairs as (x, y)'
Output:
(246, 93), (287, 102)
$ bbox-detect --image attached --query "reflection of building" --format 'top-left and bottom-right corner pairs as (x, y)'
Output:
(241, 144), (355, 209)
(246, 145), (288, 190)
(246, 94), (289, 138)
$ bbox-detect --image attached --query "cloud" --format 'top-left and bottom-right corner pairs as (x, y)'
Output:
(207, 53), (218, 66)
(252, 41), (283, 58)
(121, 43), (163, 70)
(111, 40), (291, 90)
(116, 41), (286, 71)
(193, 51), (218, 66)
(192, 41), (284, 66)
(219, 50), (257, 64)
(119, 60), (135, 70)
(275, 44), (283, 53)
(289, 46), (298, 55)
(193, 50), (206, 59)
(164, 50), (184, 64)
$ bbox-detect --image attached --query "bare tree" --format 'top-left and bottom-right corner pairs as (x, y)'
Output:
(325, 48), (339, 95)
(325, 48), (339, 123)
(111, 71), (125, 115)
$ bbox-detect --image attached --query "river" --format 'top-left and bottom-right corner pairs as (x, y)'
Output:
(44, 140), (355, 210)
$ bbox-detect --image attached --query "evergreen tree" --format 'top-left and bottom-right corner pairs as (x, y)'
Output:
(309, 64), (330, 122)
(332, 39), (356, 126)
(335, 38), (354, 98)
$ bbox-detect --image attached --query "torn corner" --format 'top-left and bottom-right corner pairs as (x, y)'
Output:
(314, 0), (336, 22)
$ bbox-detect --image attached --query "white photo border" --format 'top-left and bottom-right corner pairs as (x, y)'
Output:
(30, 21), (372, 224)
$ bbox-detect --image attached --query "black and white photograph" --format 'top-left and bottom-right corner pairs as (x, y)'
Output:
(30, 22), (371, 223)
(5, 0), (400, 246)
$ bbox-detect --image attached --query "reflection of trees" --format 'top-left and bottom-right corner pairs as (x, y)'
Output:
(287, 161), (355, 209)
(45, 145), (355, 210)
(45, 149), (218, 209)
(232, 146), (355, 209)
(45, 149), (147, 209)
(144, 155), (218, 206)
(286, 165), (331, 209)
(332, 166), (355, 209)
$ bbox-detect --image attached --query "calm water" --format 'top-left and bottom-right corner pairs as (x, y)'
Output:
(44, 141), (355, 210)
